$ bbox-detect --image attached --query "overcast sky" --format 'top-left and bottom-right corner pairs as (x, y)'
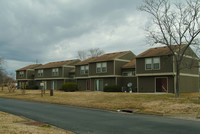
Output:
(0, 0), (152, 76)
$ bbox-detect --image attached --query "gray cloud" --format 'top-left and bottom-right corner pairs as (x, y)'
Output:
(0, 0), (148, 74)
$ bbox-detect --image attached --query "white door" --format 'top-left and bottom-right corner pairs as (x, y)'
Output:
(52, 81), (57, 90)
(96, 80), (103, 91)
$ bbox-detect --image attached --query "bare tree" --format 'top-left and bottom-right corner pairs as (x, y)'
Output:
(77, 48), (104, 60)
(88, 48), (104, 58)
(77, 50), (88, 61)
(5, 76), (16, 93)
(140, 0), (200, 98)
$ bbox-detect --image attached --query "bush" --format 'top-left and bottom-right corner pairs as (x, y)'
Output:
(103, 85), (122, 92)
(26, 85), (39, 90)
(61, 82), (77, 92)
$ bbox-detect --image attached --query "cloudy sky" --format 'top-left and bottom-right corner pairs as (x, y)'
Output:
(0, 0), (152, 76)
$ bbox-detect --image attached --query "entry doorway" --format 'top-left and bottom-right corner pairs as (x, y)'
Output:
(87, 80), (90, 90)
(156, 78), (168, 92)
(52, 81), (57, 90)
(96, 80), (103, 91)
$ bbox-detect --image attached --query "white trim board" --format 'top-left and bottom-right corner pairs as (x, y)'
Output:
(136, 73), (199, 77)
(35, 77), (73, 80)
(180, 73), (199, 77)
(136, 73), (175, 76)
(114, 59), (130, 62)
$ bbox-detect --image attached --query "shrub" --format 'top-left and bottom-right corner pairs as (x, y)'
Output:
(61, 82), (77, 92)
(103, 85), (122, 92)
(26, 85), (39, 90)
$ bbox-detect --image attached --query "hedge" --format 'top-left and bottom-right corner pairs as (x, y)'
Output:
(61, 82), (77, 92)
(103, 85), (121, 92)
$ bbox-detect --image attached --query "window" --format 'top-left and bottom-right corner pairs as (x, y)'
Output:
(145, 57), (160, 70)
(96, 63), (101, 73)
(19, 71), (24, 77)
(80, 66), (85, 74)
(145, 58), (152, 70)
(96, 62), (107, 73)
(38, 70), (43, 77)
(80, 65), (89, 74)
(85, 65), (89, 74)
(52, 68), (59, 76)
(153, 57), (160, 69)
(102, 62), (107, 72)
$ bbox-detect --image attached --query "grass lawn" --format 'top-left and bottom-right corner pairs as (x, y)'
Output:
(0, 88), (200, 120)
(0, 111), (74, 134)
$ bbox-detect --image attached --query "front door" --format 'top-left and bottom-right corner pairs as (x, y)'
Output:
(87, 80), (90, 90)
(156, 78), (167, 92)
(44, 81), (47, 90)
(52, 81), (57, 90)
(96, 80), (103, 91)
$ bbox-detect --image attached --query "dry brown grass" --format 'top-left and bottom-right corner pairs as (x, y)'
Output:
(0, 89), (200, 120)
(0, 111), (74, 134)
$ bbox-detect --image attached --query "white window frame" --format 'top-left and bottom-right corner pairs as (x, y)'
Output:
(80, 66), (85, 74)
(96, 62), (107, 73)
(80, 65), (89, 74)
(96, 63), (101, 73)
(102, 62), (107, 72)
(153, 57), (160, 70)
(19, 71), (24, 78)
(85, 65), (89, 74)
(145, 58), (152, 70)
(52, 68), (59, 76)
(38, 69), (43, 77)
(145, 57), (160, 70)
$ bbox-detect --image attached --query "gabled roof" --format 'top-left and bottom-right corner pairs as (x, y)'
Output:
(76, 51), (131, 65)
(16, 64), (42, 71)
(36, 59), (80, 69)
(91, 51), (130, 63)
(136, 45), (184, 58)
(122, 59), (136, 68)
(76, 57), (97, 66)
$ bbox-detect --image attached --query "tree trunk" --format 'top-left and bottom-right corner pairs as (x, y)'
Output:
(175, 63), (180, 98)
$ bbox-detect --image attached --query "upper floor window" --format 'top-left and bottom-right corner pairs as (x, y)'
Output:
(96, 62), (107, 73)
(153, 57), (160, 69)
(80, 66), (85, 74)
(145, 57), (160, 70)
(52, 68), (59, 76)
(38, 70), (43, 77)
(145, 58), (152, 70)
(85, 65), (89, 74)
(80, 65), (89, 74)
(19, 71), (24, 77)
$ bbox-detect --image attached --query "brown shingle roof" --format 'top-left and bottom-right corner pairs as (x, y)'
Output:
(136, 45), (183, 58)
(122, 59), (136, 68)
(76, 51), (130, 65)
(36, 59), (79, 69)
(16, 64), (42, 71)
(92, 51), (130, 63)
(76, 57), (97, 65)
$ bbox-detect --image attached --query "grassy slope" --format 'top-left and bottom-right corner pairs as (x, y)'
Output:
(0, 111), (73, 134)
(0, 89), (200, 119)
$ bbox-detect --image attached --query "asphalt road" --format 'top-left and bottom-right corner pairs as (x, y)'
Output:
(0, 98), (200, 134)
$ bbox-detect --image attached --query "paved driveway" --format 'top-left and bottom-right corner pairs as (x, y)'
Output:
(0, 97), (199, 134)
